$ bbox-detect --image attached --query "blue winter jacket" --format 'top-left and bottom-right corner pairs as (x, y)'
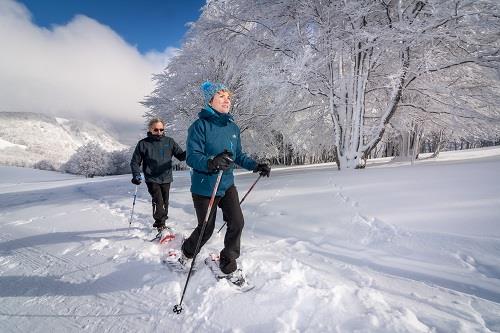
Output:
(187, 107), (257, 197)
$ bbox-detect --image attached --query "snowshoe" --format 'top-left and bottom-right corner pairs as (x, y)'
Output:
(163, 248), (194, 273)
(204, 253), (254, 292)
(150, 226), (175, 243)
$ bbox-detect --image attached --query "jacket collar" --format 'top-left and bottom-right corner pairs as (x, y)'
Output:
(147, 131), (164, 141)
(198, 106), (233, 126)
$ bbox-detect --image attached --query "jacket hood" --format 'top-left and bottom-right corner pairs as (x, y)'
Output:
(198, 106), (233, 126)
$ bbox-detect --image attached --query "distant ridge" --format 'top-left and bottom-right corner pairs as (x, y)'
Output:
(0, 112), (128, 168)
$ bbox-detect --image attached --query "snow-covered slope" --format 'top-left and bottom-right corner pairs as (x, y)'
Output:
(0, 148), (499, 332)
(0, 112), (127, 167)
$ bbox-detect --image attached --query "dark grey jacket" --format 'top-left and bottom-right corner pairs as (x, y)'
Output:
(130, 132), (186, 184)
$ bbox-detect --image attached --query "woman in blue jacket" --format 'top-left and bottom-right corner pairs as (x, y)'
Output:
(180, 81), (270, 275)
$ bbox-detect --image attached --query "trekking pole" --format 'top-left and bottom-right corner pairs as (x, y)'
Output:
(128, 185), (139, 232)
(173, 169), (224, 315)
(217, 174), (262, 234)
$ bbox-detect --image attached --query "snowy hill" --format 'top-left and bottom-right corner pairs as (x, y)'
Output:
(0, 148), (499, 332)
(0, 112), (127, 168)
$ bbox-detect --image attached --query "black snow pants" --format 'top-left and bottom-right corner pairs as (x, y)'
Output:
(146, 182), (171, 226)
(182, 185), (244, 274)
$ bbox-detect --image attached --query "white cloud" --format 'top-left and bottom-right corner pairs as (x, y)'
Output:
(145, 47), (180, 72)
(0, 0), (177, 127)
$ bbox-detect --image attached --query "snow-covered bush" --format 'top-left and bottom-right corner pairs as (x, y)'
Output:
(63, 142), (110, 177)
(33, 159), (56, 171)
(108, 148), (133, 175)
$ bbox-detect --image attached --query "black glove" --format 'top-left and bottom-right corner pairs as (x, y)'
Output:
(131, 175), (142, 185)
(254, 163), (271, 177)
(208, 151), (234, 172)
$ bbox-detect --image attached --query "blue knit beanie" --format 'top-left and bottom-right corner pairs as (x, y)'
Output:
(201, 81), (228, 107)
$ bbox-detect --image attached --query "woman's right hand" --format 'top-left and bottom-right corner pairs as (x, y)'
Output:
(208, 151), (234, 172)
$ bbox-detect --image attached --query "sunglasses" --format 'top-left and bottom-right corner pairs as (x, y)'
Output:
(152, 128), (165, 133)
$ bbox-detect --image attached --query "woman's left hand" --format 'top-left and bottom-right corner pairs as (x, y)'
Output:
(254, 163), (271, 177)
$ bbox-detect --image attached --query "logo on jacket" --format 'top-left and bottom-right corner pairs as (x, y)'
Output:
(232, 134), (237, 139)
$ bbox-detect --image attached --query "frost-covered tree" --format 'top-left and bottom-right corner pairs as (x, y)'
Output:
(142, 10), (280, 157)
(64, 142), (110, 177)
(143, 1), (334, 161)
(144, 0), (500, 169)
(392, 59), (500, 160)
(109, 148), (133, 175)
(213, 0), (500, 168)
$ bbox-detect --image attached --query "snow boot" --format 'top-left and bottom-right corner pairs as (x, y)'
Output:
(164, 248), (193, 272)
(153, 220), (166, 230)
(204, 254), (254, 291)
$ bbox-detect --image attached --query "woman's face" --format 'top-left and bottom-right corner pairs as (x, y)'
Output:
(209, 90), (231, 113)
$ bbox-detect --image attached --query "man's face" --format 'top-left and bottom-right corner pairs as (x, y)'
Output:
(150, 122), (165, 136)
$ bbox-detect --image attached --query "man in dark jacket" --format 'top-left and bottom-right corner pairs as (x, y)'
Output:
(130, 118), (186, 231)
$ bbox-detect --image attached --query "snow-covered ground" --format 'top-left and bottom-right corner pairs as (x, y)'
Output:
(1, 149), (499, 332)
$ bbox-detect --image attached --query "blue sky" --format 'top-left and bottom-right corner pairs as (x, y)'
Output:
(18, 0), (206, 53)
(1, 0), (209, 143)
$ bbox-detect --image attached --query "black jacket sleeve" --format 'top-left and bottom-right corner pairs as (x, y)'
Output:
(130, 142), (143, 177)
(172, 140), (186, 162)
